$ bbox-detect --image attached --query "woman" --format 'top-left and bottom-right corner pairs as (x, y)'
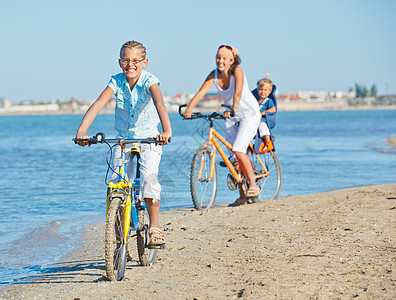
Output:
(183, 45), (261, 206)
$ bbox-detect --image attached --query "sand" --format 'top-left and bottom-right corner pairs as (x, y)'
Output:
(386, 137), (396, 148)
(1, 182), (395, 299)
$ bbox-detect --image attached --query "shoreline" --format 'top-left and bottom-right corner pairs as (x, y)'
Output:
(0, 104), (396, 116)
(2, 183), (395, 299)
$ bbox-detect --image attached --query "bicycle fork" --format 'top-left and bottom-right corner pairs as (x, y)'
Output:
(106, 181), (133, 245)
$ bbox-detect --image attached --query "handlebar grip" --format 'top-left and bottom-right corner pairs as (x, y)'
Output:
(179, 104), (187, 116)
(73, 132), (106, 145)
(221, 104), (235, 117)
(155, 137), (171, 144)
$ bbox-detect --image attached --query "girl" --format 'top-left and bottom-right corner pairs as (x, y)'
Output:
(183, 45), (261, 206)
(75, 41), (172, 247)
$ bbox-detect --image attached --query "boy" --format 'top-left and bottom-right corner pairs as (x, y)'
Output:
(252, 78), (276, 148)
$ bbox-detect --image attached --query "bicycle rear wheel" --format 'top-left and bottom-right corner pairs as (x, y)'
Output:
(248, 149), (282, 202)
(190, 145), (217, 210)
(105, 197), (128, 281)
(137, 207), (157, 266)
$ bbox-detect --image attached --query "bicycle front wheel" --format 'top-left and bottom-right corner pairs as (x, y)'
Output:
(190, 145), (217, 210)
(248, 149), (282, 202)
(137, 207), (157, 266)
(105, 197), (128, 281)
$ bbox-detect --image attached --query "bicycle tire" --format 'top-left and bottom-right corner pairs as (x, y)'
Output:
(137, 207), (157, 266)
(190, 145), (217, 210)
(248, 148), (282, 202)
(105, 197), (128, 281)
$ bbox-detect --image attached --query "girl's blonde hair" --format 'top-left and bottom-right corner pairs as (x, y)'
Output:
(120, 41), (147, 59)
(257, 78), (273, 88)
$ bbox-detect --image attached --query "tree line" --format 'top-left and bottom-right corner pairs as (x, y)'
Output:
(349, 83), (377, 98)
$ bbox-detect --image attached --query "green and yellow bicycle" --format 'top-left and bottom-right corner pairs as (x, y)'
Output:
(74, 132), (167, 281)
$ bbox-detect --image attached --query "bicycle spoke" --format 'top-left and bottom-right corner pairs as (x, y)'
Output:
(191, 146), (217, 210)
(248, 149), (282, 202)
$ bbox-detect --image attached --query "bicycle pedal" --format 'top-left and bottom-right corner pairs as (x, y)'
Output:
(148, 244), (165, 250)
(219, 161), (238, 168)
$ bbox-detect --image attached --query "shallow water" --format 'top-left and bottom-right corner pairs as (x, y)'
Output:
(0, 110), (395, 285)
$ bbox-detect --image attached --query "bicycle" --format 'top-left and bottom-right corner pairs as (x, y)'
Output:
(73, 132), (167, 281)
(179, 104), (282, 210)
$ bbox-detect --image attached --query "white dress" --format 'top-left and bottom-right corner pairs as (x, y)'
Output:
(214, 69), (260, 153)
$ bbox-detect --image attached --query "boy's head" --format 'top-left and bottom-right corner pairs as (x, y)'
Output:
(119, 41), (148, 82)
(257, 78), (273, 100)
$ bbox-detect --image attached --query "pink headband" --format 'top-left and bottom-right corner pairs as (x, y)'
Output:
(218, 45), (238, 60)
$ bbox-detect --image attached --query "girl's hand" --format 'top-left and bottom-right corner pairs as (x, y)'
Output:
(156, 132), (171, 145)
(75, 133), (90, 147)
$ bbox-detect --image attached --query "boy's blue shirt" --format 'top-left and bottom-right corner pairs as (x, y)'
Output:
(108, 69), (160, 138)
(258, 97), (275, 112)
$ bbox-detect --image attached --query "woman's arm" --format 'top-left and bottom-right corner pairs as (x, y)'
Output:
(183, 71), (215, 118)
(150, 83), (172, 143)
(75, 86), (114, 146)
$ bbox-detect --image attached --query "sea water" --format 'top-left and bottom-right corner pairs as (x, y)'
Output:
(0, 110), (395, 285)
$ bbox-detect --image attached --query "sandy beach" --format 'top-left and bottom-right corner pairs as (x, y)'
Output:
(2, 182), (395, 299)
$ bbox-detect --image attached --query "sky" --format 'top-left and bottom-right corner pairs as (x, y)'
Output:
(1, 0), (395, 103)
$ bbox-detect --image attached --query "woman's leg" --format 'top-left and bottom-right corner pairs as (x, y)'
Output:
(231, 116), (261, 197)
(234, 151), (258, 190)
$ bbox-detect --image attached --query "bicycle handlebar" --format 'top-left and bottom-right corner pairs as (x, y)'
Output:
(178, 104), (235, 120)
(73, 132), (171, 145)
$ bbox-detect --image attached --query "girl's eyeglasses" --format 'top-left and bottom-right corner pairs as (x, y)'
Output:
(120, 58), (145, 66)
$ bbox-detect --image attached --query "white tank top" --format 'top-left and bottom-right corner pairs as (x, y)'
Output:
(214, 69), (260, 119)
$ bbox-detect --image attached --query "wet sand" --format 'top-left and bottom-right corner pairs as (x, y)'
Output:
(2, 182), (395, 299)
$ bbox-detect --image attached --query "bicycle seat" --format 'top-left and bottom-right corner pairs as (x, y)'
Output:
(130, 146), (141, 159)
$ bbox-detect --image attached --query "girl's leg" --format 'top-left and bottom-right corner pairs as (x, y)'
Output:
(139, 143), (162, 221)
(139, 144), (164, 244)
(144, 198), (160, 228)
(145, 198), (164, 244)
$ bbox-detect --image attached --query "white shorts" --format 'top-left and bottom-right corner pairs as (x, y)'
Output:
(110, 143), (162, 200)
(258, 121), (270, 137)
(225, 114), (260, 154)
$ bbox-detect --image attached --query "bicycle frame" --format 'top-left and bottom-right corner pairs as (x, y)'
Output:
(202, 125), (273, 184)
(106, 143), (143, 246)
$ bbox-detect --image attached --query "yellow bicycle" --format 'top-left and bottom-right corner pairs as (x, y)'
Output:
(74, 132), (167, 281)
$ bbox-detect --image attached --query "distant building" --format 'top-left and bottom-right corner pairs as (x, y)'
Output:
(0, 98), (12, 109)
(200, 93), (222, 107)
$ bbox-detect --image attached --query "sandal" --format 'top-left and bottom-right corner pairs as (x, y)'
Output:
(246, 186), (260, 198)
(148, 227), (165, 249)
(228, 198), (249, 207)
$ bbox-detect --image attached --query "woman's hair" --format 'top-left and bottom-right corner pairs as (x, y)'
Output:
(230, 54), (241, 74)
(120, 41), (147, 59)
(257, 78), (273, 89)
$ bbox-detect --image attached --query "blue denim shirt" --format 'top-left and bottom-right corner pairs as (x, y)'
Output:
(108, 70), (160, 138)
